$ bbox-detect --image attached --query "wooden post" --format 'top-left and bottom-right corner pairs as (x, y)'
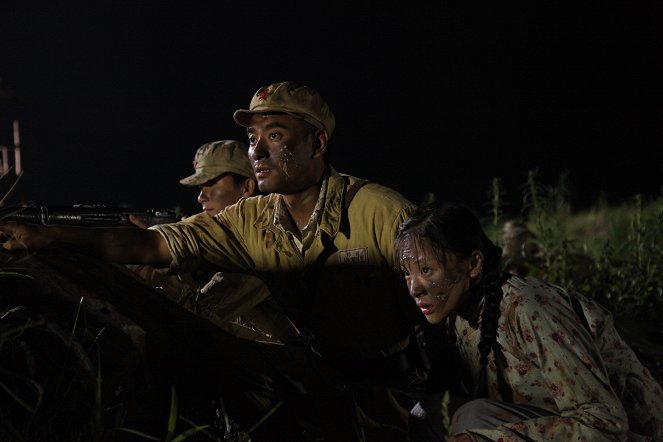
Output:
(13, 120), (21, 175)
(0, 146), (8, 175)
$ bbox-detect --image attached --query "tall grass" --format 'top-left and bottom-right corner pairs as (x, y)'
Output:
(1, 170), (661, 439)
(485, 169), (663, 322)
(0, 280), (216, 441)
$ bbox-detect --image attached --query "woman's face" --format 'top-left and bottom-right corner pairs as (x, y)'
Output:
(399, 237), (471, 324)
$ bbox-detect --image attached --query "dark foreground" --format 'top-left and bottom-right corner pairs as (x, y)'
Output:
(0, 247), (661, 441)
(0, 247), (233, 441)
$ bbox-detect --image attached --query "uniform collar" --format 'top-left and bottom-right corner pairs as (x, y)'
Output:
(253, 165), (345, 240)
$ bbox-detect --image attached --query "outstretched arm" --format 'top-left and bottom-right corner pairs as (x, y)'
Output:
(0, 222), (172, 267)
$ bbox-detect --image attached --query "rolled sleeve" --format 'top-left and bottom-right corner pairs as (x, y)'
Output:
(150, 219), (204, 274)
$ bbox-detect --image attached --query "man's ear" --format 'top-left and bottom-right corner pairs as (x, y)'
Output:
(242, 178), (257, 197)
(468, 250), (484, 278)
(312, 129), (328, 159)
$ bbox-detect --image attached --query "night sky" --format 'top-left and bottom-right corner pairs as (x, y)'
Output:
(1, 1), (662, 219)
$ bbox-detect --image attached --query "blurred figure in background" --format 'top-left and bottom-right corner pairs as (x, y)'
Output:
(498, 218), (543, 276)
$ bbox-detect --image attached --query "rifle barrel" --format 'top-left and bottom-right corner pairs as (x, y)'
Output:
(0, 205), (178, 227)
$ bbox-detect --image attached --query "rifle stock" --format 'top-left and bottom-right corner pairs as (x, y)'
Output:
(0, 204), (180, 227)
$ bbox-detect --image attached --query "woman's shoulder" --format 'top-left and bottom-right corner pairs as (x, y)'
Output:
(503, 274), (546, 295)
(501, 275), (569, 313)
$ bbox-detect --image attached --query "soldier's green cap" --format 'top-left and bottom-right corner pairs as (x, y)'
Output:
(233, 81), (336, 138)
(179, 140), (253, 187)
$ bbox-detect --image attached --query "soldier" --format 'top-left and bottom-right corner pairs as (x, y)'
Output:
(498, 218), (543, 275)
(0, 81), (427, 441)
(131, 140), (298, 345)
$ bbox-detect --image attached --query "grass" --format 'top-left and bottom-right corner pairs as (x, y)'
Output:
(1, 168), (662, 439)
(0, 279), (218, 442)
(482, 170), (663, 322)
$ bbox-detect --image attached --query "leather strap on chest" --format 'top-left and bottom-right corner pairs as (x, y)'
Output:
(343, 177), (368, 206)
(308, 176), (369, 274)
(299, 177), (369, 353)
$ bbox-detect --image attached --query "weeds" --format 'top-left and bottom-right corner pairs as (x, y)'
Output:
(586, 196), (663, 320)
(1, 170), (662, 439)
(117, 387), (210, 442)
(488, 170), (663, 322)
(0, 273), (215, 441)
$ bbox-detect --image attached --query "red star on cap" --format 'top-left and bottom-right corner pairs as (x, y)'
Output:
(256, 87), (272, 101)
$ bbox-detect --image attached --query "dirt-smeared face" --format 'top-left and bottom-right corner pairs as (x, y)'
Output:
(399, 237), (470, 324)
(246, 114), (317, 195)
(197, 174), (246, 216)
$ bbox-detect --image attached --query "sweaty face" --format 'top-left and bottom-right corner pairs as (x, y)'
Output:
(246, 114), (317, 194)
(399, 237), (470, 324)
(197, 174), (245, 216)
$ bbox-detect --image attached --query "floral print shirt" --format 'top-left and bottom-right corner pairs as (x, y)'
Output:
(453, 275), (663, 441)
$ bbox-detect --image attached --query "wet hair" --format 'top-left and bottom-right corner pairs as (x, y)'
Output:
(395, 201), (511, 396)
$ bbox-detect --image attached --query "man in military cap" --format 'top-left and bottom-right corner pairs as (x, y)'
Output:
(179, 139), (258, 215)
(133, 140), (298, 345)
(1, 81), (426, 441)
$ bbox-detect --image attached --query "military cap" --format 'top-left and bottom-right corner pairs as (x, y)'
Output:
(179, 140), (253, 186)
(233, 81), (336, 138)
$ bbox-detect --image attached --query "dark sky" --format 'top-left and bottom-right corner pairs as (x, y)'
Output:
(1, 1), (662, 218)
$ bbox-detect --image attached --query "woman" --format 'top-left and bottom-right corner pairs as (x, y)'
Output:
(395, 201), (663, 441)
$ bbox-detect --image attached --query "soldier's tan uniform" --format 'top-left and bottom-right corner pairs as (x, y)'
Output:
(137, 140), (298, 345)
(152, 167), (425, 440)
(153, 167), (423, 361)
(148, 82), (427, 440)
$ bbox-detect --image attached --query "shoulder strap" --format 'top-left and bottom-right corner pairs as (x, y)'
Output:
(310, 176), (369, 271)
(343, 177), (369, 207)
(339, 176), (369, 237)
(300, 176), (370, 354)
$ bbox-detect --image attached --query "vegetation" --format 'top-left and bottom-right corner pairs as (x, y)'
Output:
(482, 169), (663, 323)
(1, 168), (662, 440)
(0, 295), (228, 442)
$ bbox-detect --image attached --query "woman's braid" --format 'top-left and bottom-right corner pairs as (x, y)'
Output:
(476, 240), (511, 396)
(394, 201), (513, 396)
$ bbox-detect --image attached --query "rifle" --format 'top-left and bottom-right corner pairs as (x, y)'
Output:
(0, 203), (180, 228)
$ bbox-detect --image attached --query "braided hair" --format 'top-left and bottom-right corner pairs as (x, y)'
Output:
(395, 201), (510, 396)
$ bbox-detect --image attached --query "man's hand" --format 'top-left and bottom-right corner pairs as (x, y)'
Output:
(128, 214), (148, 229)
(0, 222), (52, 252)
(1, 221), (171, 266)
